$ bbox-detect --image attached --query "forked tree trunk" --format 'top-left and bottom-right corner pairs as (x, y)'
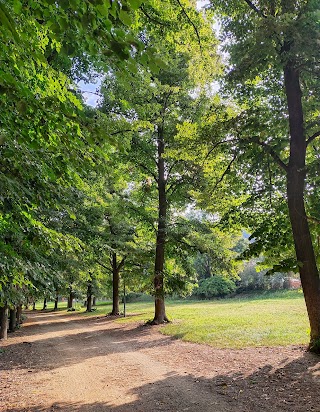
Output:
(0, 303), (8, 340)
(152, 125), (169, 324)
(284, 62), (320, 352)
(86, 280), (93, 312)
(9, 307), (17, 332)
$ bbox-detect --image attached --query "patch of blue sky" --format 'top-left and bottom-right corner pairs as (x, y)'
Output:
(77, 79), (102, 107)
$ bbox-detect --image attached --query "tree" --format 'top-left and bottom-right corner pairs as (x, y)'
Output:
(0, 0), (151, 335)
(210, 0), (320, 351)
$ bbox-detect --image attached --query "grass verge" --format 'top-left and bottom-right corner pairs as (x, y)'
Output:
(34, 290), (309, 348)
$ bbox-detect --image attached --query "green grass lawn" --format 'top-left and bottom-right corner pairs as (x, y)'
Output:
(35, 290), (310, 348)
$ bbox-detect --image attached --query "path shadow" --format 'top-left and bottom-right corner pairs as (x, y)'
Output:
(3, 353), (320, 412)
(4, 310), (145, 343)
(2, 312), (320, 411)
(0, 315), (174, 373)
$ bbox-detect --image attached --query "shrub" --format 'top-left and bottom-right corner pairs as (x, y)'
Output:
(193, 275), (237, 299)
(122, 292), (153, 303)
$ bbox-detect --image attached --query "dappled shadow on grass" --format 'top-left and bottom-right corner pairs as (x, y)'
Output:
(3, 353), (320, 412)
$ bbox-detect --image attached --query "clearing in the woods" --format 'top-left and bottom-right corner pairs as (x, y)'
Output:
(1, 303), (320, 412)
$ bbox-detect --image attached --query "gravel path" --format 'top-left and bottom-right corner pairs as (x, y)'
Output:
(1, 310), (320, 411)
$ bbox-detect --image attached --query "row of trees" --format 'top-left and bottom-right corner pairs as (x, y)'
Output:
(1, 0), (320, 351)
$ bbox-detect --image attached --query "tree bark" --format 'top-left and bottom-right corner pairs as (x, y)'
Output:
(0, 303), (8, 340)
(86, 280), (93, 312)
(9, 307), (17, 332)
(284, 62), (320, 352)
(67, 287), (74, 310)
(42, 297), (47, 311)
(152, 125), (169, 324)
(110, 253), (123, 316)
(32, 301), (36, 311)
(54, 294), (59, 311)
(92, 296), (96, 306)
(16, 304), (23, 325)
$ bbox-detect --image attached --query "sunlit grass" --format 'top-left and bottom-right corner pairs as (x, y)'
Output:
(117, 290), (309, 348)
(34, 290), (309, 348)
(161, 295), (309, 348)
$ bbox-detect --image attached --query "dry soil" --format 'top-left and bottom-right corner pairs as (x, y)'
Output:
(1, 310), (320, 411)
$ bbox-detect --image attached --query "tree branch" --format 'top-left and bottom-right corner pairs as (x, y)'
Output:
(176, 0), (202, 51)
(249, 137), (288, 171)
(307, 216), (320, 225)
(306, 131), (320, 146)
(96, 260), (111, 273)
(243, 0), (266, 17)
(204, 138), (239, 162)
(136, 161), (158, 183)
(212, 152), (237, 191)
(166, 160), (179, 181)
(110, 129), (134, 136)
(140, 5), (171, 27)
(117, 257), (126, 272)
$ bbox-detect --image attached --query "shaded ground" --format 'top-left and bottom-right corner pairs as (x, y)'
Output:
(1, 311), (320, 411)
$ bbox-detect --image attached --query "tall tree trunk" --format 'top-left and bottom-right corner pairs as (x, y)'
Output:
(86, 280), (93, 312)
(67, 287), (74, 310)
(9, 307), (17, 332)
(111, 253), (120, 315)
(16, 304), (23, 325)
(152, 125), (169, 324)
(0, 303), (8, 340)
(54, 294), (59, 311)
(284, 63), (320, 352)
(92, 296), (96, 306)
(42, 297), (47, 311)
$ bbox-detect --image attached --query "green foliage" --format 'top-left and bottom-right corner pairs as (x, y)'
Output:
(123, 292), (153, 303)
(0, 0), (151, 307)
(194, 275), (237, 299)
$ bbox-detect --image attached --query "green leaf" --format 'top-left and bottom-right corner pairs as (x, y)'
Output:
(0, 3), (19, 42)
(13, 0), (22, 14)
(119, 10), (132, 26)
(127, 0), (142, 10)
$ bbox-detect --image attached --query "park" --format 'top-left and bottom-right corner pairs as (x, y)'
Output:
(1, 0), (320, 410)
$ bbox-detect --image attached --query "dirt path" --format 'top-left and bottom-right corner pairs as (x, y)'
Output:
(1, 311), (320, 411)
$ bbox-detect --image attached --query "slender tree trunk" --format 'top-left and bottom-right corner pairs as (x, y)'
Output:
(42, 297), (47, 311)
(284, 63), (320, 352)
(86, 280), (93, 312)
(54, 295), (59, 311)
(32, 301), (36, 311)
(152, 125), (169, 324)
(16, 304), (23, 325)
(0, 303), (8, 340)
(92, 296), (96, 306)
(111, 253), (120, 315)
(9, 307), (17, 332)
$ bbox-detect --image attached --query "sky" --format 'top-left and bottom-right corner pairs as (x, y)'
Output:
(77, 79), (102, 108)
